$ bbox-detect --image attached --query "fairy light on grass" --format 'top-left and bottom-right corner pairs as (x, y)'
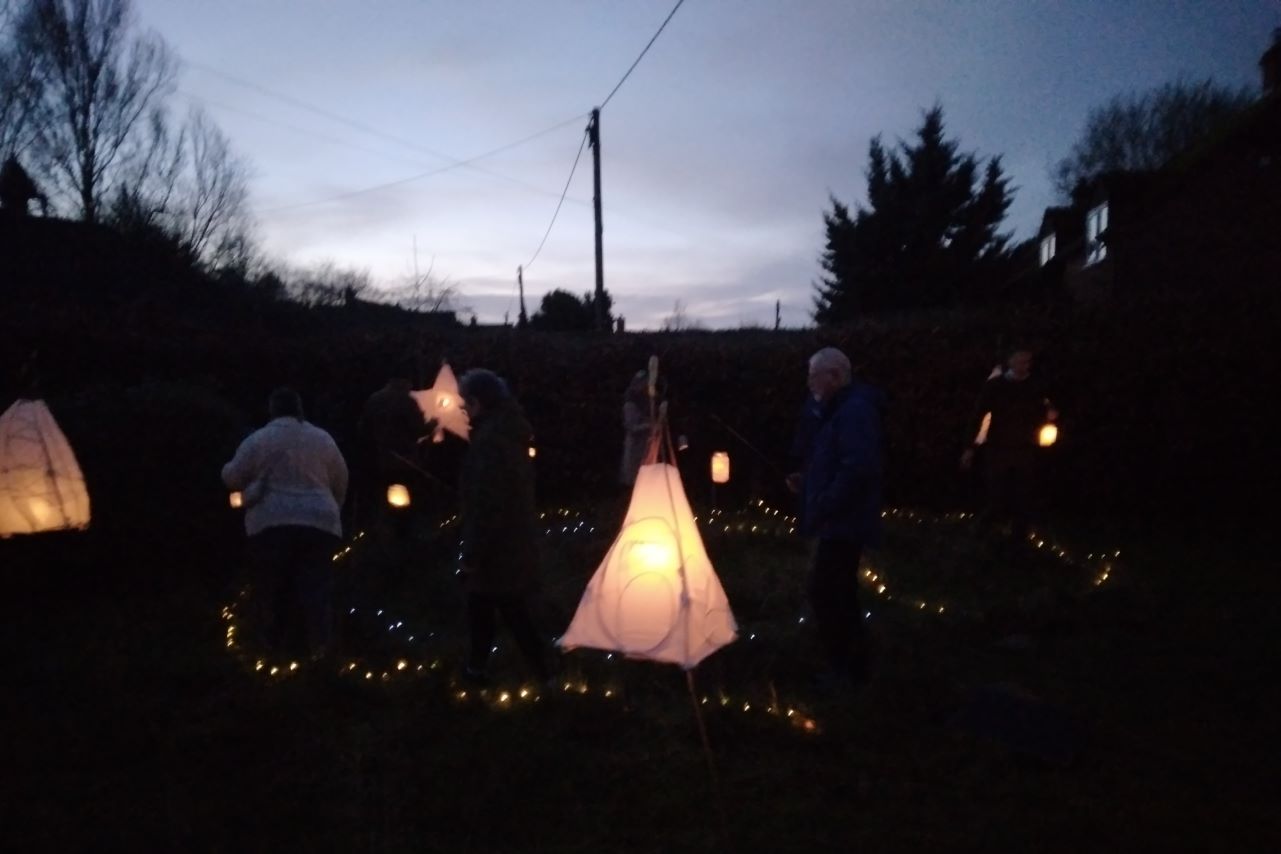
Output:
(219, 501), (1116, 735)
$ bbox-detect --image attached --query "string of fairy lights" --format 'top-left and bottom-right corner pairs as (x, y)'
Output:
(221, 499), (1118, 736)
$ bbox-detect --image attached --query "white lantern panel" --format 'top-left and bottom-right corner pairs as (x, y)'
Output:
(0, 400), (91, 538)
(560, 462), (736, 668)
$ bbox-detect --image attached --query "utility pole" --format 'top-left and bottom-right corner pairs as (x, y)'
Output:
(517, 265), (528, 328)
(775, 300), (781, 331)
(588, 108), (605, 332)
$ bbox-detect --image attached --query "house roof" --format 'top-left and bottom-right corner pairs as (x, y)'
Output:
(1039, 206), (1082, 239)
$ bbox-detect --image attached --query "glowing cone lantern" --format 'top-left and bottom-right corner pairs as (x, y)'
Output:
(1038, 423), (1058, 447)
(0, 400), (91, 537)
(386, 484), (411, 508)
(228, 491), (244, 509)
(411, 361), (470, 443)
(560, 461), (737, 668)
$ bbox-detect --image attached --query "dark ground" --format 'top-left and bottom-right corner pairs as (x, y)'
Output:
(3, 507), (1278, 853)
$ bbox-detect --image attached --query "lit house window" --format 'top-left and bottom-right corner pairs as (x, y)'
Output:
(1039, 233), (1057, 266)
(1086, 202), (1109, 264)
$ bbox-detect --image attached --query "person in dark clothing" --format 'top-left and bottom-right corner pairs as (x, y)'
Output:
(960, 350), (1058, 540)
(357, 378), (429, 535)
(457, 368), (552, 686)
(786, 347), (886, 691)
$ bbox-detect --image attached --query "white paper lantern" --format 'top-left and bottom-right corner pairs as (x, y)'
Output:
(0, 400), (91, 537)
(228, 491), (244, 509)
(411, 361), (470, 443)
(560, 462), (737, 668)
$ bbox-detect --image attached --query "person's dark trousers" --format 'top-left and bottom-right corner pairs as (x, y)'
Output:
(807, 537), (868, 684)
(467, 592), (551, 682)
(985, 447), (1040, 540)
(249, 525), (341, 658)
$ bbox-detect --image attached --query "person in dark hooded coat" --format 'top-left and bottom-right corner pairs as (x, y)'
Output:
(457, 368), (551, 685)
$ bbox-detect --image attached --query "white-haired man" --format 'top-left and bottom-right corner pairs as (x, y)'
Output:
(786, 347), (885, 691)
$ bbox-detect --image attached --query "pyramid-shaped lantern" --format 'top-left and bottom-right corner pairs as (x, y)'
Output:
(0, 399), (91, 538)
(560, 390), (737, 668)
(411, 361), (470, 443)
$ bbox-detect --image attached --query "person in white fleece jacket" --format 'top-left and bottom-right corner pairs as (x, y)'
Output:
(223, 387), (348, 659)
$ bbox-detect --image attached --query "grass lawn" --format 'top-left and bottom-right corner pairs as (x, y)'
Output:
(4, 504), (1277, 853)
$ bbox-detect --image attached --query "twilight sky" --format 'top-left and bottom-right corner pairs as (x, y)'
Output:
(132, 0), (1279, 328)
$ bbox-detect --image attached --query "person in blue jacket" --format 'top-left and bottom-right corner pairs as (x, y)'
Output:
(786, 347), (885, 690)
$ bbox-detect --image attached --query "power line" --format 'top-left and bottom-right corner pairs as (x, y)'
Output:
(186, 60), (591, 207)
(255, 114), (589, 214)
(600, 0), (687, 110)
(186, 60), (459, 165)
(177, 90), (432, 169)
(523, 128), (589, 271)
(184, 87), (596, 208)
(507, 124), (590, 324)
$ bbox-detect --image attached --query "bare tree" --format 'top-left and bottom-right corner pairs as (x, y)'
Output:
(20, 0), (177, 222)
(380, 242), (463, 313)
(0, 0), (44, 157)
(286, 261), (372, 308)
(177, 107), (253, 267)
(107, 104), (185, 234)
(106, 104), (256, 269)
(661, 299), (703, 331)
(1053, 79), (1255, 199)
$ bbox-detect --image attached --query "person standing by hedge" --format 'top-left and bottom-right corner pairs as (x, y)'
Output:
(786, 347), (886, 691)
(456, 369), (552, 686)
(960, 349), (1058, 541)
(223, 387), (348, 660)
(618, 369), (652, 487)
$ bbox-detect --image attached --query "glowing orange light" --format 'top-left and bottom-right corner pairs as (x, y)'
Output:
(711, 451), (730, 484)
(386, 484), (411, 508)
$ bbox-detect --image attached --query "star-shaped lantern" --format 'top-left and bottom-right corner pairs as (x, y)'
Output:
(411, 361), (470, 443)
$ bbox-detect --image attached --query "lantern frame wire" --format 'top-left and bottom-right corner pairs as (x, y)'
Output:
(610, 359), (731, 829)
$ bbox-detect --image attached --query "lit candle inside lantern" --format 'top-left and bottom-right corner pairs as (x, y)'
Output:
(229, 491), (243, 509)
(628, 540), (676, 572)
(1038, 423), (1058, 447)
(386, 484), (411, 507)
(711, 451), (730, 484)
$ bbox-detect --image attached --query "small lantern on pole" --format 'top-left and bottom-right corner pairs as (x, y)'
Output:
(386, 484), (411, 508)
(710, 451), (730, 484)
(1038, 423), (1058, 447)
